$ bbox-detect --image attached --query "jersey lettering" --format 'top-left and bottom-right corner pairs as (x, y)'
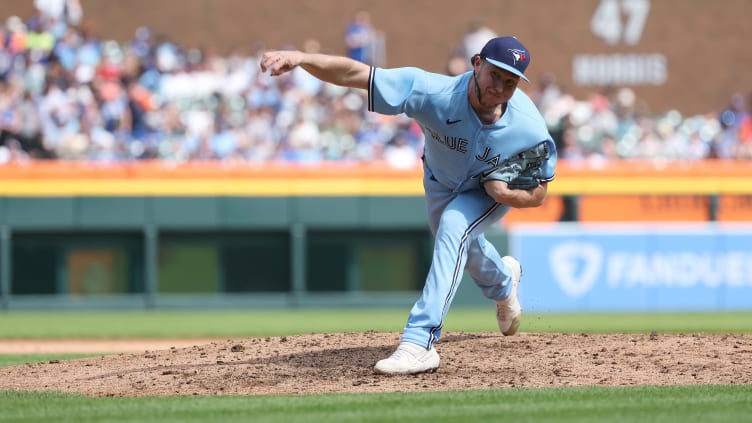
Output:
(475, 147), (500, 167)
(472, 147), (503, 179)
(425, 126), (468, 153)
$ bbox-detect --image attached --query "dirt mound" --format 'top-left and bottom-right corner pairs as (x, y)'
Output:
(1, 332), (750, 397)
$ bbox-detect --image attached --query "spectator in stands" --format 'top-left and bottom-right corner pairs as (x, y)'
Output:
(738, 93), (752, 159)
(684, 130), (710, 160)
(715, 93), (749, 159)
(460, 17), (497, 62)
(344, 10), (375, 65)
(444, 52), (469, 76)
(530, 72), (562, 114)
(34, 0), (83, 29)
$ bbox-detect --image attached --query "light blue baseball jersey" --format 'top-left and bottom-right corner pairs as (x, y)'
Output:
(367, 66), (559, 349)
(367, 67), (557, 191)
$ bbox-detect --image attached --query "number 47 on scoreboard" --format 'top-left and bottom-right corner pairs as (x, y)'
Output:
(591, 0), (651, 46)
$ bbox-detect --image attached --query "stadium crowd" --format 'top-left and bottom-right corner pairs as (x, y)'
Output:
(1, 6), (751, 167)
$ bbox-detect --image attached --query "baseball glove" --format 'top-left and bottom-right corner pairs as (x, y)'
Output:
(479, 141), (550, 190)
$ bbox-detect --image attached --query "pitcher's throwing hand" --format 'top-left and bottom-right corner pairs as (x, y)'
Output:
(260, 51), (302, 76)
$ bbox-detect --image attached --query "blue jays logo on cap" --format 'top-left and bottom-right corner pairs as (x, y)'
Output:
(508, 49), (527, 65)
(479, 36), (531, 82)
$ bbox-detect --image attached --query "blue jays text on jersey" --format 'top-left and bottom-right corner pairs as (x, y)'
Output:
(425, 123), (503, 179)
(423, 126), (469, 153)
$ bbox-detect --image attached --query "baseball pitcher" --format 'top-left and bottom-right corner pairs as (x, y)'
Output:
(261, 36), (557, 375)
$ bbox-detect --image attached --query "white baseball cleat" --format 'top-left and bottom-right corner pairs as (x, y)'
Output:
(497, 256), (522, 336)
(374, 342), (440, 375)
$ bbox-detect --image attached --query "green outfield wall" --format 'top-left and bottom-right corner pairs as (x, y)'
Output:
(0, 195), (505, 310)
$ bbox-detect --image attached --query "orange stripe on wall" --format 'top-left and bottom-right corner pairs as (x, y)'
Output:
(0, 160), (751, 196)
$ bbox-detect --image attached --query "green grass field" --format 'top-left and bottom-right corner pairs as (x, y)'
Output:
(2, 385), (751, 423)
(2, 309), (751, 338)
(1, 309), (751, 423)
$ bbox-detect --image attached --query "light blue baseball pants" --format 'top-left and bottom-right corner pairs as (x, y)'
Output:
(400, 170), (516, 349)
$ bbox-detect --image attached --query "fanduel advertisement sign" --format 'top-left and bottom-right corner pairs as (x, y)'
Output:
(509, 224), (752, 312)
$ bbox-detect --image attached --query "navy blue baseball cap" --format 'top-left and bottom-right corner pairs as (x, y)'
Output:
(479, 36), (530, 82)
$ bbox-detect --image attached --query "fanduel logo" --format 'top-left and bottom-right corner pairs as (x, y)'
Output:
(549, 241), (603, 298)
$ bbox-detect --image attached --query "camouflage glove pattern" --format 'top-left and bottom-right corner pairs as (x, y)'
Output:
(479, 141), (550, 190)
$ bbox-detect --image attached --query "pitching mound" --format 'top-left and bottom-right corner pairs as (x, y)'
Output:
(1, 332), (750, 397)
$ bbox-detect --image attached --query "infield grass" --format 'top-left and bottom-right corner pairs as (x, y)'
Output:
(0, 354), (93, 368)
(1, 385), (751, 423)
(0, 309), (751, 338)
